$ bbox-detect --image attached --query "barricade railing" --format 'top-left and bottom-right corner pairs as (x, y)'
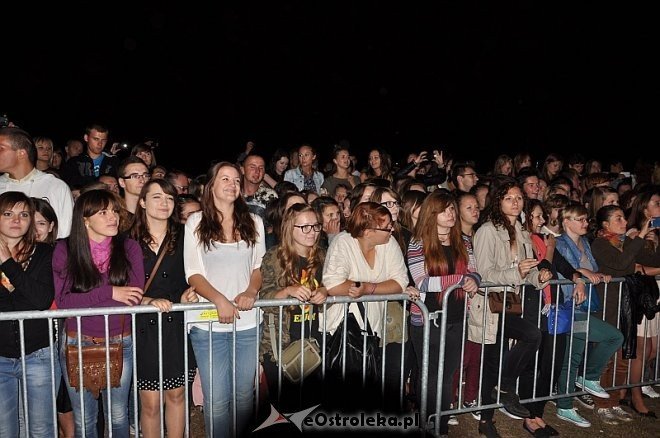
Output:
(0, 294), (431, 437)
(430, 275), (660, 437)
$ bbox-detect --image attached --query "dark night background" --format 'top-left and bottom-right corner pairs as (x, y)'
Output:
(3, 2), (657, 176)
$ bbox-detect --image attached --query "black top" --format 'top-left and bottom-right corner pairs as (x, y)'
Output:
(61, 153), (119, 187)
(0, 243), (55, 358)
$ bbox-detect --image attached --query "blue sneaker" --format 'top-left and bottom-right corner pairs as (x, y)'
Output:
(556, 408), (591, 428)
(575, 376), (609, 399)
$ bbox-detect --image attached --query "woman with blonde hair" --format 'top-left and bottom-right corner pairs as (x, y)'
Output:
(259, 203), (327, 408)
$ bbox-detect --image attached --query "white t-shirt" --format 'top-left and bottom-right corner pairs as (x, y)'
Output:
(184, 211), (266, 332)
(321, 231), (408, 336)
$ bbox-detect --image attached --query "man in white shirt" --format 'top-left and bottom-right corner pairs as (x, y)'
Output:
(0, 127), (74, 238)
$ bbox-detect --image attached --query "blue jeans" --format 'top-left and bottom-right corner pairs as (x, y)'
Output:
(190, 327), (257, 438)
(0, 346), (60, 437)
(61, 335), (133, 438)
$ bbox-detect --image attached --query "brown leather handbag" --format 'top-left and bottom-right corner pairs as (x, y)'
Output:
(487, 291), (523, 315)
(66, 339), (123, 399)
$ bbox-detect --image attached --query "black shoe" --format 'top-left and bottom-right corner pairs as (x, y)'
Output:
(542, 424), (559, 436)
(523, 420), (551, 437)
(491, 388), (531, 419)
(629, 403), (658, 419)
(478, 420), (501, 438)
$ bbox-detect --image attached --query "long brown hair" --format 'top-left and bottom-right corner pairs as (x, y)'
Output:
(196, 162), (257, 250)
(413, 191), (468, 300)
(129, 179), (180, 255)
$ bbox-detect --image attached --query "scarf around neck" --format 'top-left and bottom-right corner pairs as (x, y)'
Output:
(90, 236), (112, 273)
(597, 229), (625, 251)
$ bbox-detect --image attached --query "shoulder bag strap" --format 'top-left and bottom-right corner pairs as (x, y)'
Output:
(144, 235), (170, 294)
(267, 313), (279, 362)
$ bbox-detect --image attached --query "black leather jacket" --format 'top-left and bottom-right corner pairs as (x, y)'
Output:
(620, 273), (660, 359)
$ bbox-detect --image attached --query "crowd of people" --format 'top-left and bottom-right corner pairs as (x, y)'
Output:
(0, 122), (658, 437)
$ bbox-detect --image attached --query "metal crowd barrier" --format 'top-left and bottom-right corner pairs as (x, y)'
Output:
(431, 276), (660, 437)
(0, 294), (430, 438)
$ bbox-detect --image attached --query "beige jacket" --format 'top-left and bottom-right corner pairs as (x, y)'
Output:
(469, 221), (548, 344)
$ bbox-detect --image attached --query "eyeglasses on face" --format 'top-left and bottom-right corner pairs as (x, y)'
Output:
(461, 173), (476, 178)
(122, 173), (151, 181)
(570, 217), (588, 223)
(380, 201), (400, 208)
(173, 184), (189, 192)
(370, 223), (394, 232)
(293, 223), (323, 234)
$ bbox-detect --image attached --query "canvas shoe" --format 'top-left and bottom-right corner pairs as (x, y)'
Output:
(642, 385), (660, 398)
(463, 400), (481, 420)
(595, 408), (620, 425)
(576, 394), (595, 410)
(556, 408), (591, 428)
(611, 406), (634, 422)
(575, 376), (609, 399)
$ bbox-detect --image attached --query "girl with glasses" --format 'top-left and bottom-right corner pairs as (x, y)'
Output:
(322, 202), (410, 408)
(553, 203), (624, 427)
(258, 203), (327, 409)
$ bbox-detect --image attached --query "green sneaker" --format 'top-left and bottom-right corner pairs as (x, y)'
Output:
(556, 408), (591, 428)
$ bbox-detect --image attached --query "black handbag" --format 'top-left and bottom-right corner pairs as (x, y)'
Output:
(326, 303), (381, 384)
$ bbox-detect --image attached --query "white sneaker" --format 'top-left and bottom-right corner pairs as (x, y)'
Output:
(642, 385), (660, 398)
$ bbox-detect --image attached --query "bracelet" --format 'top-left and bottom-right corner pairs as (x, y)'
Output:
(574, 278), (585, 285)
(369, 283), (377, 295)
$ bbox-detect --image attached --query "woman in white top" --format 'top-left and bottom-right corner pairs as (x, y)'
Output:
(322, 202), (408, 408)
(322, 202), (409, 336)
(184, 161), (266, 437)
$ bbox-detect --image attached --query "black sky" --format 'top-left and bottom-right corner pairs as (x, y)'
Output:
(4, 2), (658, 176)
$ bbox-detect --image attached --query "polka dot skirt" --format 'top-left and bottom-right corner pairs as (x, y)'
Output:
(138, 375), (185, 391)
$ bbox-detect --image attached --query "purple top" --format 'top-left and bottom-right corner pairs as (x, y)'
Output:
(53, 238), (145, 337)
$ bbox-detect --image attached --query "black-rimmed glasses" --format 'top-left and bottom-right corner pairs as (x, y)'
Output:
(293, 223), (323, 234)
(122, 173), (151, 181)
(380, 201), (400, 208)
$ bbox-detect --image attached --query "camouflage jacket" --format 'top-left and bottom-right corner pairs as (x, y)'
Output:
(258, 247), (324, 363)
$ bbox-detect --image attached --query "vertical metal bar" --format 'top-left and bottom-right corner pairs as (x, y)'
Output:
(104, 314), (113, 437)
(158, 313), (165, 437)
(380, 300), (388, 400)
(183, 314), (190, 438)
(277, 306), (283, 403)
(207, 321), (213, 438)
(418, 301), (431, 436)
(18, 320), (30, 435)
(400, 298), (408, 409)
(132, 313), (139, 438)
(48, 318), (57, 437)
(231, 320), (237, 438)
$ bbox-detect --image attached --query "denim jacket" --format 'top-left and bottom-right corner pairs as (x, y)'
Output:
(283, 167), (325, 194)
(555, 234), (599, 303)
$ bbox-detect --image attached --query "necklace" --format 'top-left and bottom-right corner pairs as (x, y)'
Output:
(150, 230), (167, 247)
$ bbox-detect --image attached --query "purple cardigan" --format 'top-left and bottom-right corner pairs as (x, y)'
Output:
(53, 238), (145, 337)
